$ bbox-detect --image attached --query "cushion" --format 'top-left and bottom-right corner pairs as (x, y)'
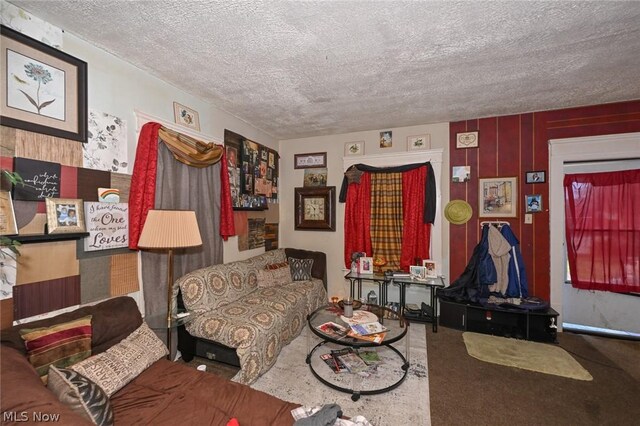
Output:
(265, 261), (289, 270)
(20, 315), (93, 383)
(288, 257), (314, 281)
(47, 365), (114, 426)
(70, 322), (168, 397)
(257, 266), (293, 288)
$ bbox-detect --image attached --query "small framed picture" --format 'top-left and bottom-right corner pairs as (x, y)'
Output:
(525, 194), (543, 213)
(0, 191), (18, 235)
(358, 256), (374, 274)
(344, 141), (364, 156)
(407, 134), (431, 151)
(422, 260), (438, 278)
(294, 152), (327, 169)
(456, 131), (479, 149)
(452, 166), (471, 183)
(525, 170), (546, 184)
(173, 102), (200, 131)
(379, 130), (392, 148)
(45, 198), (85, 234)
(409, 265), (426, 280)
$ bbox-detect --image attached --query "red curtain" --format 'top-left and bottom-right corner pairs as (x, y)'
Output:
(564, 169), (640, 292)
(344, 172), (372, 268)
(401, 167), (432, 270)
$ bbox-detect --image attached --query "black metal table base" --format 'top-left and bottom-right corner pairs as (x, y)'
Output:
(307, 340), (409, 401)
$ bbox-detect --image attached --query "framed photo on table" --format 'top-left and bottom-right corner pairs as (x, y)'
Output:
(1, 25), (88, 142)
(45, 198), (85, 234)
(358, 257), (374, 274)
(409, 265), (426, 280)
(294, 186), (336, 231)
(422, 260), (438, 278)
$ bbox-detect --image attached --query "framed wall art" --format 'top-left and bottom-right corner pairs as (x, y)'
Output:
(525, 170), (546, 184)
(456, 131), (479, 149)
(294, 152), (327, 169)
(344, 141), (364, 156)
(45, 198), (85, 234)
(479, 177), (517, 218)
(294, 186), (336, 231)
(0, 191), (18, 236)
(379, 130), (392, 148)
(173, 102), (200, 131)
(525, 194), (543, 213)
(1, 25), (88, 142)
(407, 134), (430, 151)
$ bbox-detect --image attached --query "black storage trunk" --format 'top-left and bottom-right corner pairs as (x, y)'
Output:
(439, 299), (558, 343)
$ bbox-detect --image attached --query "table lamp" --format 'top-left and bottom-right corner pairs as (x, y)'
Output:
(138, 210), (202, 358)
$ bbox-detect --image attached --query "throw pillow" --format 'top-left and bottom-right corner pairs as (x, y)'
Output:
(20, 315), (93, 383)
(288, 257), (314, 281)
(70, 322), (168, 397)
(47, 365), (114, 426)
(257, 267), (293, 288)
(265, 261), (289, 270)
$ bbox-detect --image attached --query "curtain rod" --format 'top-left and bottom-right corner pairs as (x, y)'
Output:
(480, 221), (511, 228)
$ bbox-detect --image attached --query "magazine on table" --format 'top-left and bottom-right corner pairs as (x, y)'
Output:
(349, 321), (387, 336)
(316, 321), (348, 339)
(346, 330), (387, 344)
(337, 351), (369, 373)
(357, 349), (382, 365)
(320, 353), (347, 373)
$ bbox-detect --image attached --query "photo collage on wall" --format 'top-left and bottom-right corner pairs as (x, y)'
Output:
(224, 129), (278, 210)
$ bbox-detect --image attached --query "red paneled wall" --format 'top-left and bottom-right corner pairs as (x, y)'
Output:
(449, 100), (640, 300)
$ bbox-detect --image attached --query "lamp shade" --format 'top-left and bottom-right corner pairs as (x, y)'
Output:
(138, 210), (202, 249)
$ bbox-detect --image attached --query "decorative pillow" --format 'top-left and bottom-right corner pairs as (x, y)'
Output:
(47, 365), (114, 426)
(288, 257), (314, 281)
(70, 322), (168, 397)
(265, 261), (289, 270)
(20, 315), (93, 383)
(257, 266), (293, 288)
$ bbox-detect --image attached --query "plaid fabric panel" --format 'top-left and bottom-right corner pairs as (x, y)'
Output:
(370, 172), (403, 271)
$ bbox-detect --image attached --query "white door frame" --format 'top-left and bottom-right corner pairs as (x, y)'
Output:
(548, 132), (640, 329)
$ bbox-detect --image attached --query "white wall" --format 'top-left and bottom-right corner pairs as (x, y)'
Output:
(279, 123), (450, 300)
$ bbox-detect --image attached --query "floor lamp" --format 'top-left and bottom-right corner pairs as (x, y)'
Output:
(138, 210), (202, 359)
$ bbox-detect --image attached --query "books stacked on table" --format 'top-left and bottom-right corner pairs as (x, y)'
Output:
(316, 321), (348, 339)
(346, 321), (388, 344)
(385, 270), (410, 278)
(320, 348), (382, 374)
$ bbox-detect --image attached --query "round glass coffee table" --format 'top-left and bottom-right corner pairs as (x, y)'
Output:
(306, 304), (410, 401)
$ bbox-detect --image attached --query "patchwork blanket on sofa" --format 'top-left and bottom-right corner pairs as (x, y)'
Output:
(177, 249), (327, 384)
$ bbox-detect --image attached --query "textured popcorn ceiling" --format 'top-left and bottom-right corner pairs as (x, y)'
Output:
(11, 1), (640, 139)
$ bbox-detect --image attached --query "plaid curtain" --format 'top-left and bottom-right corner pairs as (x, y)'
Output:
(370, 173), (403, 272)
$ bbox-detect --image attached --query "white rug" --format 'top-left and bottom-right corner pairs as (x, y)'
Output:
(251, 324), (431, 426)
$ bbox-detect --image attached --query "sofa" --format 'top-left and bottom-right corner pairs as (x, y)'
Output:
(0, 296), (300, 425)
(176, 248), (328, 384)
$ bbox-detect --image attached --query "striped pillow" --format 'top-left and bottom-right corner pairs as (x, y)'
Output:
(20, 315), (93, 383)
(48, 365), (114, 426)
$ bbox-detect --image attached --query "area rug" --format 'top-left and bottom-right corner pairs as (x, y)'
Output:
(462, 332), (593, 381)
(251, 324), (431, 426)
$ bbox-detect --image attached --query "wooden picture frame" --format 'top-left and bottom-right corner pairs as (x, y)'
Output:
(525, 170), (546, 184)
(45, 197), (85, 234)
(525, 194), (543, 213)
(344, 141), (364, 156)
(173, 102), (200, 131)
(407, 134), (431, 151)
(456, 131), (479, 149)
(294, 186), (336, 231)
(1, 25), (88, 142)
(294, 152), (327, 169)
(479, 177), (518, 218)
(0, 191), (18, 236)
